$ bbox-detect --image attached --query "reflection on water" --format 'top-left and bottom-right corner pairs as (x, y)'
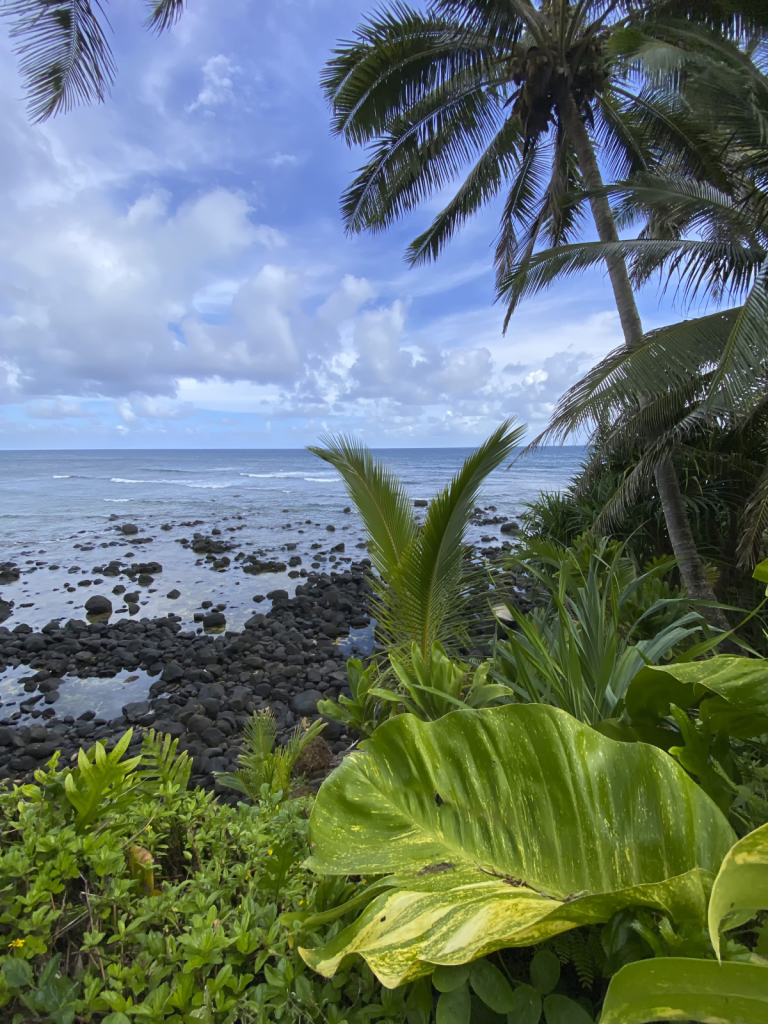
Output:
(0, 667), (155, 723)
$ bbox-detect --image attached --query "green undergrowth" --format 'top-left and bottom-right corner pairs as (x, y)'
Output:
(0, 729), (400, 1024)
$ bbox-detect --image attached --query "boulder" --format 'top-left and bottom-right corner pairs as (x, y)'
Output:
(166, 589), (180, 599)
(202, 611), (226, 630)
(500, 521), (520, 534)
(289, 689), (324, 716)
(121, 523), (139, 535)
(85, 595), (112, 616)
(161, 661), (184, 683)
(414, 499), (428, 508)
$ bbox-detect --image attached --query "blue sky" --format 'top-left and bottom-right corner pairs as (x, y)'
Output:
(0, 0), (695, 449)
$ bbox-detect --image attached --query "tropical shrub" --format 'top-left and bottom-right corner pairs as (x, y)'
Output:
(600, 822), (768, 1024)
(215, 709), (326, 803)
(308, 420), (525, 661)
(0, 729), (402, 1024)
(299, 703), (735, 988)
(492, 538), (706, 725)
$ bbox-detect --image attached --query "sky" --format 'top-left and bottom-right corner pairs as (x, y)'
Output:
(0, 0), (698, 449)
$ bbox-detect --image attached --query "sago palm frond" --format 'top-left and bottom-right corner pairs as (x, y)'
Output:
(307, 435), (416, 582)
(395, 418), (526, 657)
(310, 420), (525, 659)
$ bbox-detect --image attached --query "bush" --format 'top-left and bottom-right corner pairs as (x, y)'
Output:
(0, 730), (403, 1024)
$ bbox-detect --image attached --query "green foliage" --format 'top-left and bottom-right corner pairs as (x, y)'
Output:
(708, 821), (768, 958)
(0, 729), (403, 1024)
(376, 641), (514, 721)
(621, 656), (768, 826)
(492, 538), (705, 725)
(216, 709), (326, 803)
(599, 958), (768, 1023)
(317, 656), (391, 739)
(309, 421), (525, 660)
(300, 703), (734, 987)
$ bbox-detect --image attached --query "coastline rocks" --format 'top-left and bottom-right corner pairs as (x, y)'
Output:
(121, 524), (138, 536)
(0, 564), (383, 792)
(84, 595), (112, 616)
(242, 557), (287, 575)
(414, 499), (428, 508)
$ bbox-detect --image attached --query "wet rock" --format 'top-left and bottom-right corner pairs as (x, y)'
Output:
(500, 521), (520, 534)
(137, 574), (154, 587)
(121, 524), (139, 535)
(187, 714), (214, 735)
(202, 611), (226, 630)
(242, 557), (287, 575)
(326, 524), (336, 532)
(122, 701), (150, 721)
(414, 499), (428, 508)
(166, 589), (180, 599)
(85, 595), (112, 616)
(290, 690), (324, 716)
(266, 590), (288, 602)
(162, 661), (184, 683)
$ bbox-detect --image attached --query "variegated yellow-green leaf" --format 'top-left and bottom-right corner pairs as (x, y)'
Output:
(300, 705), (734, 987)
(626, 658), (768, 737)
(600, 958), (768, 1024)
(709, 822), (768, 958)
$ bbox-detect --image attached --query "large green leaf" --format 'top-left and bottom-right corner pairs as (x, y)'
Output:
(600, 958), (768, 1024)
(709, 822), (768, 958)
(626, 657), (768, 738)
(300, 705), (734, 987)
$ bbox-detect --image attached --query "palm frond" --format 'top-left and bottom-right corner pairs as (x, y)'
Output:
(498, 236), (765, 310)
(144, 0), (185, 33)
(406, 113), (523, 264)
(308, 435), (416, 582)
(3, 0), (116, 122)
(395, 418), (525, 656)
(708, 271), (768, 407)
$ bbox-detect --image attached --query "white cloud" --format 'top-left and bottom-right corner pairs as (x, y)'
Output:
(26, 400), (88, 418)
(187, 54), (241, 112)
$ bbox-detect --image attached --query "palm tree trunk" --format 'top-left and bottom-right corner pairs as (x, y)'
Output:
(558, 94), (729, 629)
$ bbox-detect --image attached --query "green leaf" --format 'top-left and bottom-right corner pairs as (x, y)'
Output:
(2, 958), (32, 989)
(543, 995), (592, 1024)
(708, 822), (768, 958)
(507, 984), (542, 1024)
(754, 557), (768, 591)
(102, 1015), (132, 1024)
(433, 964), (471, 993)
(469, 959), (515, 1012)
(599, 958), (768, 1024)
(626, 658), (768, 737)
(530, 951), (560, 995)
(437, 984), (471, 1024)
(300, 704), (734, 987)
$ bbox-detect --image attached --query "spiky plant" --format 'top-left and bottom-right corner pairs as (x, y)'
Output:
(215, 710), (326, 803)
(2, 0), (186, 122)
(308, 419), (525, 660)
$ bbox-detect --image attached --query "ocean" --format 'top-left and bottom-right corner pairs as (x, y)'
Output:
(0, 446), (584, 634)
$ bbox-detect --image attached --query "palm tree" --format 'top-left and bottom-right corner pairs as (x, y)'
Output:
(514, 21), (768, 570)
(2, 0), (185, 122)
(322, 0), (738, 618)
(308, 419), (525, 659)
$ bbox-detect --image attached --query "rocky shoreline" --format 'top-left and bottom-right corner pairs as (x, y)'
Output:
(0, 566), (373, 794)
(0, 502), (529, 793)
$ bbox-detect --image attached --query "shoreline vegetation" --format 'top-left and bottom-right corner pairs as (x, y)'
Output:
(1, 0), (767, 1021)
